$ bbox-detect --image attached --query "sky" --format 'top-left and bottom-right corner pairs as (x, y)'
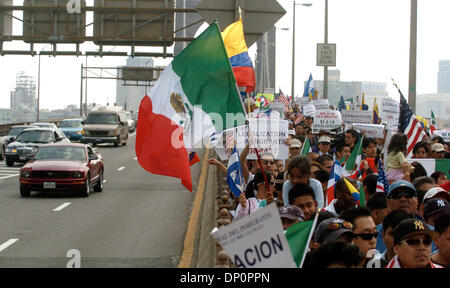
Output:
(1, 0), (450, 110)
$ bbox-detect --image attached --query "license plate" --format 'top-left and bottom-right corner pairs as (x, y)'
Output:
(43, 182), (56, 189)
(20, 156), (27, 160)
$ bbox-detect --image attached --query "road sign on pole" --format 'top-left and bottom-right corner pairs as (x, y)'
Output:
(196, 0), (286, 47)
(317, 43), (336, 67)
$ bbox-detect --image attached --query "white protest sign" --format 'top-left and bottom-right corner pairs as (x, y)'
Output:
(381, 98), (399, 131)
(342, 110), (373, 125)
(302, 104), (316, 116)
(312, 99), (330, 110)
(352, 123), (385, 138)
(214, 119), (289, 160)
(433, 130), (450, 142)
(211, 203), (296, 268)
(312, 110), (342, 133)
(295, 97), (311, 108)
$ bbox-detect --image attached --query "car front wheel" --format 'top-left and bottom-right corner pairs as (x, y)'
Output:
(94, 171), (104, 192)
(6, 158), (14, 167)
(80, 177), (90, 197)
(20, 186), (31, 197)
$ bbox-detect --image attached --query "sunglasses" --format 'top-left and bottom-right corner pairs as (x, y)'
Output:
(320, 142), (330, 145)
(326, 221), (353, 231)
(263, 160), (275, 165)
(389, 191), (415, 200)
(354, 232), (378, 240)
(401, 237), (432, 247)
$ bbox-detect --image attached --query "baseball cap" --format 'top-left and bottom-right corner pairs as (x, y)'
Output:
(423, 187), (450, 203)
(313, 218), (354, 244)
(431, 143), (445, 152)
(318, 136), (331, 143)
(288, 129), (296, 136)
(423, 198), (450, 221)
(387, 180), (417, 198)
(394, 218), (438, 245)
(279, 205), (304, 221)
(290, 139), (302, 148)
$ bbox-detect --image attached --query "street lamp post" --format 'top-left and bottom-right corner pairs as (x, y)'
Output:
(37, 44), (51, 122)
(292, 2), (312, 102)
(323, 0), (328, 100)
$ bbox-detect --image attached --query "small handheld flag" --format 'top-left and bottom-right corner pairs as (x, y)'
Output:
(226, 145), (244, 198)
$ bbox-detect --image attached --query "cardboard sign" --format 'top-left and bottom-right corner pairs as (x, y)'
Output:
(352, 123), (385, 138)
(380, 98), (399, 131)
(211, 203), (296, 268)
(214, 119), (289, 160)
(295, 97), (311, 108)
(302, 104), (316, 116)
(312, 110), (342, 133)
(342, 110), (373, 125)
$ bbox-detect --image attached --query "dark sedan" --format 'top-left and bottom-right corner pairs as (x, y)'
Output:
(19, 143), (104, 197)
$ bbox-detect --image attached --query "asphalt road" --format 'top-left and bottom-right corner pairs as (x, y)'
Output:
(0, 133), (198, 268)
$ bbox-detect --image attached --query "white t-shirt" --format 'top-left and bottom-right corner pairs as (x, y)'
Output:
(282, 178), (324, 209)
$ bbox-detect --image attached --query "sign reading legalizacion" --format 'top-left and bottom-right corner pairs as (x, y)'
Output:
(380, 98), (399, 131)
(342, 110), (373, 125)
(312, 110), (342, 133)
(353, 123), (385, 138)
(214, 119), (289, 160)
(211, 203), (296, 268)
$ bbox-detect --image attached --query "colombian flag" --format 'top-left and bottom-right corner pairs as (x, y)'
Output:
(222, 19), (255, 93)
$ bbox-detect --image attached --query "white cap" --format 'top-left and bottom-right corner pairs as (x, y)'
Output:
(318, 136), (331, 143)
(424, 187), (450, 202)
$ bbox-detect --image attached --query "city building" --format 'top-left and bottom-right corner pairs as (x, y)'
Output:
(0, 108), (12, 125)
(416, 93), (450, 121)
(438, 60), (450, 93)
(116, 57), (154, 113)
(10, 71), (37, 123)
(307, 69), (389, 109)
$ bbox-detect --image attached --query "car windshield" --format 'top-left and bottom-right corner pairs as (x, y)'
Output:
(8, 127), (28, 136)
(33, 146), (86, 161)
(15, 130), (54, 144)
(85, 113), (118, 125)
(60, 120), (82, 128)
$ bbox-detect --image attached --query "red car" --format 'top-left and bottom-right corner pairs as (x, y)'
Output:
(19, 143), (104, 197)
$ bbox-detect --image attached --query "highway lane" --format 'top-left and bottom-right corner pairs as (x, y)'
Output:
(0, 134), (202, 267)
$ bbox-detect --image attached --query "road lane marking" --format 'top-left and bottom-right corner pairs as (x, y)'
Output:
(103, 179), (107, 183)
(133, 157), (137, 160)
(0, 174), (19, 180)
(53, 202), (71, 212)
(0, 239), (19, 253)
(117, 166), (125, 171)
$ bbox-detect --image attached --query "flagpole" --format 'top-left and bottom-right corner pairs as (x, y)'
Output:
(299, 210), (320, 268)
(371, 97), (376, 123)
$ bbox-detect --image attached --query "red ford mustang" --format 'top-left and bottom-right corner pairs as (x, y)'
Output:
(19, 143), (104, 197)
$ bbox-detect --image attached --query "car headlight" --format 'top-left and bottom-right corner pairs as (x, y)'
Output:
(109, 129), (119, 136)
(71, 171), (83, 178)
(77, 131), (82, 135)
(21, 170), (31, 178)
(82, 129), (88, 136)
(6, 147), (16, 153)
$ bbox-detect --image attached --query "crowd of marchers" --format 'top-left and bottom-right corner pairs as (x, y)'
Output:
(208, 99), (450, 268)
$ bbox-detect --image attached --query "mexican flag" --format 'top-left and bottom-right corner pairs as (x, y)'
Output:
(135, 23), (245, 192)
(345, 136), (364, 172)
(430, 110), (438, 134)
(406, 159), (450, 179)
(286, 215), (318, 267)
(301, 137), (312, 156)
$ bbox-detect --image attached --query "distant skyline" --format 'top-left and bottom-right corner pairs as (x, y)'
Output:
(1, 0), (450, 111)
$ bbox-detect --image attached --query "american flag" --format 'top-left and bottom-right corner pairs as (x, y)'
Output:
(277, 89), (290, 113)
(397, 86), (426, 158)
(376, 162), (389, 193)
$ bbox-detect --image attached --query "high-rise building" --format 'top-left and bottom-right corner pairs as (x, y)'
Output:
(416, 93), (450, 120)
(116, 57), (154, 113)
(306, 70), (388, 109)
(438, 60), (450, 93)
(10, 71), (37, 122)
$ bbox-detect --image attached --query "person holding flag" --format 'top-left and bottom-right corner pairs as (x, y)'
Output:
(303, 74), (315, 100)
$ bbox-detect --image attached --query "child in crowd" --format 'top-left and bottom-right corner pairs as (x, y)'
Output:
(386, 134), (413, 183)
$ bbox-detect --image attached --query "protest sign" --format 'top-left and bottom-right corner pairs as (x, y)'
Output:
(341, 110), (373, 125)
(302, 104), (316, 116)
(295, 97), (311, 108)
(214, 119), (289, 160)
(211, 203), (296, 268)
(352, 123), (385, 138)
(312, 99), (330, 110)
(312, 110), (342, 133)
(380, 98), (399, 131)
(433, 130), (450, 142)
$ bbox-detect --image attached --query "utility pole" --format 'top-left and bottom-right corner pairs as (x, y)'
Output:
(80, 63), (83, 117)
(409, 0), (417, 113)
(323, 0), (328, 99)
(37, 54), (41, 122)
(291, 1), (296, 101)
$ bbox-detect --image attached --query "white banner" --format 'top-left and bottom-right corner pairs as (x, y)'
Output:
(312, 99), (330, 110)
(211, 203), (296, 268)
(342, 110), (373, 125)
(352, 123), (385, 138)
(295, 97), (312, 108)
(302, 104), (316, 116)
(433, 130), (450, 142)
(381, 98), (399, 131)
(214, 119), (289, 160)
(312, 110), (342, 133)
